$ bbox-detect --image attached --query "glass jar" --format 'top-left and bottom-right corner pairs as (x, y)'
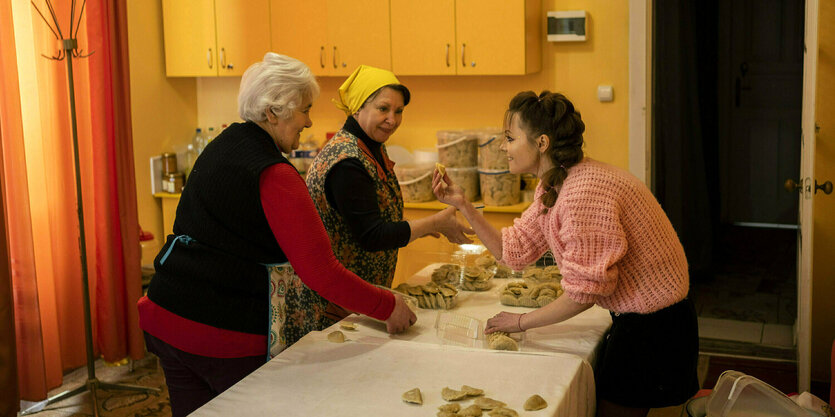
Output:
(161, 152), (178, 176)
(162, 172), (184, 193)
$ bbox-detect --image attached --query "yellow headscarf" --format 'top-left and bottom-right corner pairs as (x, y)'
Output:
(333, 65), (401, 116)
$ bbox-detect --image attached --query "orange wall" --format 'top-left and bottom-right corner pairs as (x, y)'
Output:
(812, 0), (835, 383)
(196, 0), (630, 170)
(127, 0), (198, 263)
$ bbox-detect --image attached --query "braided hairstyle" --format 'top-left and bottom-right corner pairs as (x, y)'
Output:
(506, 91), (585, 211)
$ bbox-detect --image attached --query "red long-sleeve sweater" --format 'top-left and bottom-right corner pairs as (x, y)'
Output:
(138, 163), (395, 357)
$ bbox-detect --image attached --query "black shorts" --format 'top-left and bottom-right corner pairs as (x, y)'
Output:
(595, 297), (700, 408)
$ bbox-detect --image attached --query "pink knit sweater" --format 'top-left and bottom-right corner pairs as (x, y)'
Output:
(501, 159), (689, 314)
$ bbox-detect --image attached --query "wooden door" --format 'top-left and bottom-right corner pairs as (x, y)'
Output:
(327, 0), (392, 76)
(391, 0), (456, 75)
(162, 0), (217, 77)
(215, 0), (271, 76)
(270, 0), (331, 75)
(720, 0), (804, 225)
(456, 0), (526, 75)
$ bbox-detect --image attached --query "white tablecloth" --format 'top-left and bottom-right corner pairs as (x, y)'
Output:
(193, 334), (595, 417)
(343, 263), (612, 363)
(194, 263), (612, 417)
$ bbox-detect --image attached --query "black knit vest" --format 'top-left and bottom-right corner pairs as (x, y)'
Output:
(147, 121), (291, 335)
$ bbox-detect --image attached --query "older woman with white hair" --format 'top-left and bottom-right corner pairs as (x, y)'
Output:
(137, 53), (416, 417)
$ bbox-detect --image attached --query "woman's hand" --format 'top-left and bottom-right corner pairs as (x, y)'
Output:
(432, 170), (468, 209)
(385, 293), (417, 333)
(434, 206), (474, 244)
(485, 311), (525, 334)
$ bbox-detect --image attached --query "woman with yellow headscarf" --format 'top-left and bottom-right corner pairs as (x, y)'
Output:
(280, 66), (472, 343)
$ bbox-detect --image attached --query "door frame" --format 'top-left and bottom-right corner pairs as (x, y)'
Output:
(627, 0), (818, 391)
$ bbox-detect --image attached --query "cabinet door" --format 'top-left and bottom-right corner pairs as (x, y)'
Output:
(327, 0), (392, 76)
(215, 0), (271, 76)
(270, 0), (331, 75)
(456, 0), (528, 75)
(162, 0), (217, 77)
(391, 0), (456, 75)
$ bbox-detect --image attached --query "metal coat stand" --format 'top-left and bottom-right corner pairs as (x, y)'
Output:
(20, 1), (159, 415)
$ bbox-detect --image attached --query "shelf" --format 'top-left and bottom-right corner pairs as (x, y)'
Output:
(403, 200), (531, 214)
(153, 192), (181, 199)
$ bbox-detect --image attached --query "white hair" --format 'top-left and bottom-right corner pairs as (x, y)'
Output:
(238, 52), (320, 122)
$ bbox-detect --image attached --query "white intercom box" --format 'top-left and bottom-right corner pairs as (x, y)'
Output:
(547, 10), (587, 42)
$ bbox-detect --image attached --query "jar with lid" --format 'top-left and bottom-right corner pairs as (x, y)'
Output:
(161, 152), (178, 176)
(162, 172), (185, 193)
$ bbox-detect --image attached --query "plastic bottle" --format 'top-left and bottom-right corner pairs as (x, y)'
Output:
(206, 126), (216, 144)
(184, 143), (198, 181)
(192, 128), (206, 155)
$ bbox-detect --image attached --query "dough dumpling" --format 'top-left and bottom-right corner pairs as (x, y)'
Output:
(523, 394), (548, 411)
(339, 322), (357, 330)
(461, 385), (484, 396)
(487, 332), (519, 351)
(442, 387), (468, 401)
(327, 331), (345, 343)
(438, 403), (461, 412)
(474, 397), (506, 410)
(488, 407), (519, 417)
(402, 388), (423, 405)
(437, 412), (456, 417)
(459, 404), (484, 416)
(436, 162), (446, 176)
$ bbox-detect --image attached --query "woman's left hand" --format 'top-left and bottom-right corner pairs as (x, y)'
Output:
(485, 311), (525, 334)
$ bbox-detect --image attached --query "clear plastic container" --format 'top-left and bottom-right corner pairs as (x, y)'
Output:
(706, 371), (807, 416)
(395, 163), (436, 202)
(435, 311), (482, 347)
(445, 166), (480, 201)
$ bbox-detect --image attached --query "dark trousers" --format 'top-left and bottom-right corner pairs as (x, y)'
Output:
(144, 332), (266, 417)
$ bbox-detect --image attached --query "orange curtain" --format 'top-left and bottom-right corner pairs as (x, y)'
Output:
(0, 0), (143, 401)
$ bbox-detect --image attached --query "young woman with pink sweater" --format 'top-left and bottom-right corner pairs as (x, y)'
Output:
(432, 91), (698, 417)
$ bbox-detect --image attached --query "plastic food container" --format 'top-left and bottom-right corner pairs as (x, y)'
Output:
(435, 312), (482, 347)
(706, 370), (807, 416)
(476, 129), (508, 170)
(437, 130), (478, 167)
(395, 163), (436, 202)
(446, 166), (480, 201)
(479, 169), (520, 206)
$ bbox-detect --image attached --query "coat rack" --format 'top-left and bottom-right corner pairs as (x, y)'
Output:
(20, 1), (159, 415)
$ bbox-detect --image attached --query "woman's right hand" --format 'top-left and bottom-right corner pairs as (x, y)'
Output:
(432, 170), (467, 209)
(385, 293), (417, 333)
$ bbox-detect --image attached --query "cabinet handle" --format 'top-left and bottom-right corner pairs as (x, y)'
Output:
(220, 47), (226, 69)
(207, 48), (213, 69)
(461, 43), (466, 68)
(320, 46), (325, 68)
(333, 46), (338, 69)
(446, 43), (450, 67)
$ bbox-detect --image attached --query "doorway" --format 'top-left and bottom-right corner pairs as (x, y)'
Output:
(653, 0), (804, 360)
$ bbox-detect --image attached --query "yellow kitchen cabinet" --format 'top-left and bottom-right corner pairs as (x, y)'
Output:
(391, 0), (541, 75)
(390, 0), (456, 75)
(271, 0), (391, 76)
(162, 0), (271, 77)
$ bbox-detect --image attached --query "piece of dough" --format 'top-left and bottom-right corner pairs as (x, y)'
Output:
(436, 162), (446, 176)
(327, 331), (345, 343)
(523, 394), (548, 411)
(487, 332), (519, 351)
(438, 403), (461, 413)
(488, 407), (519, 417)
(339, 322), (357, 331)
(459, 404), (484, 416)
(461, 385), (484, 397)
(442, 387), (468, 401)
(473, 397), (506, 410)
(401, 387), (423, 405)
